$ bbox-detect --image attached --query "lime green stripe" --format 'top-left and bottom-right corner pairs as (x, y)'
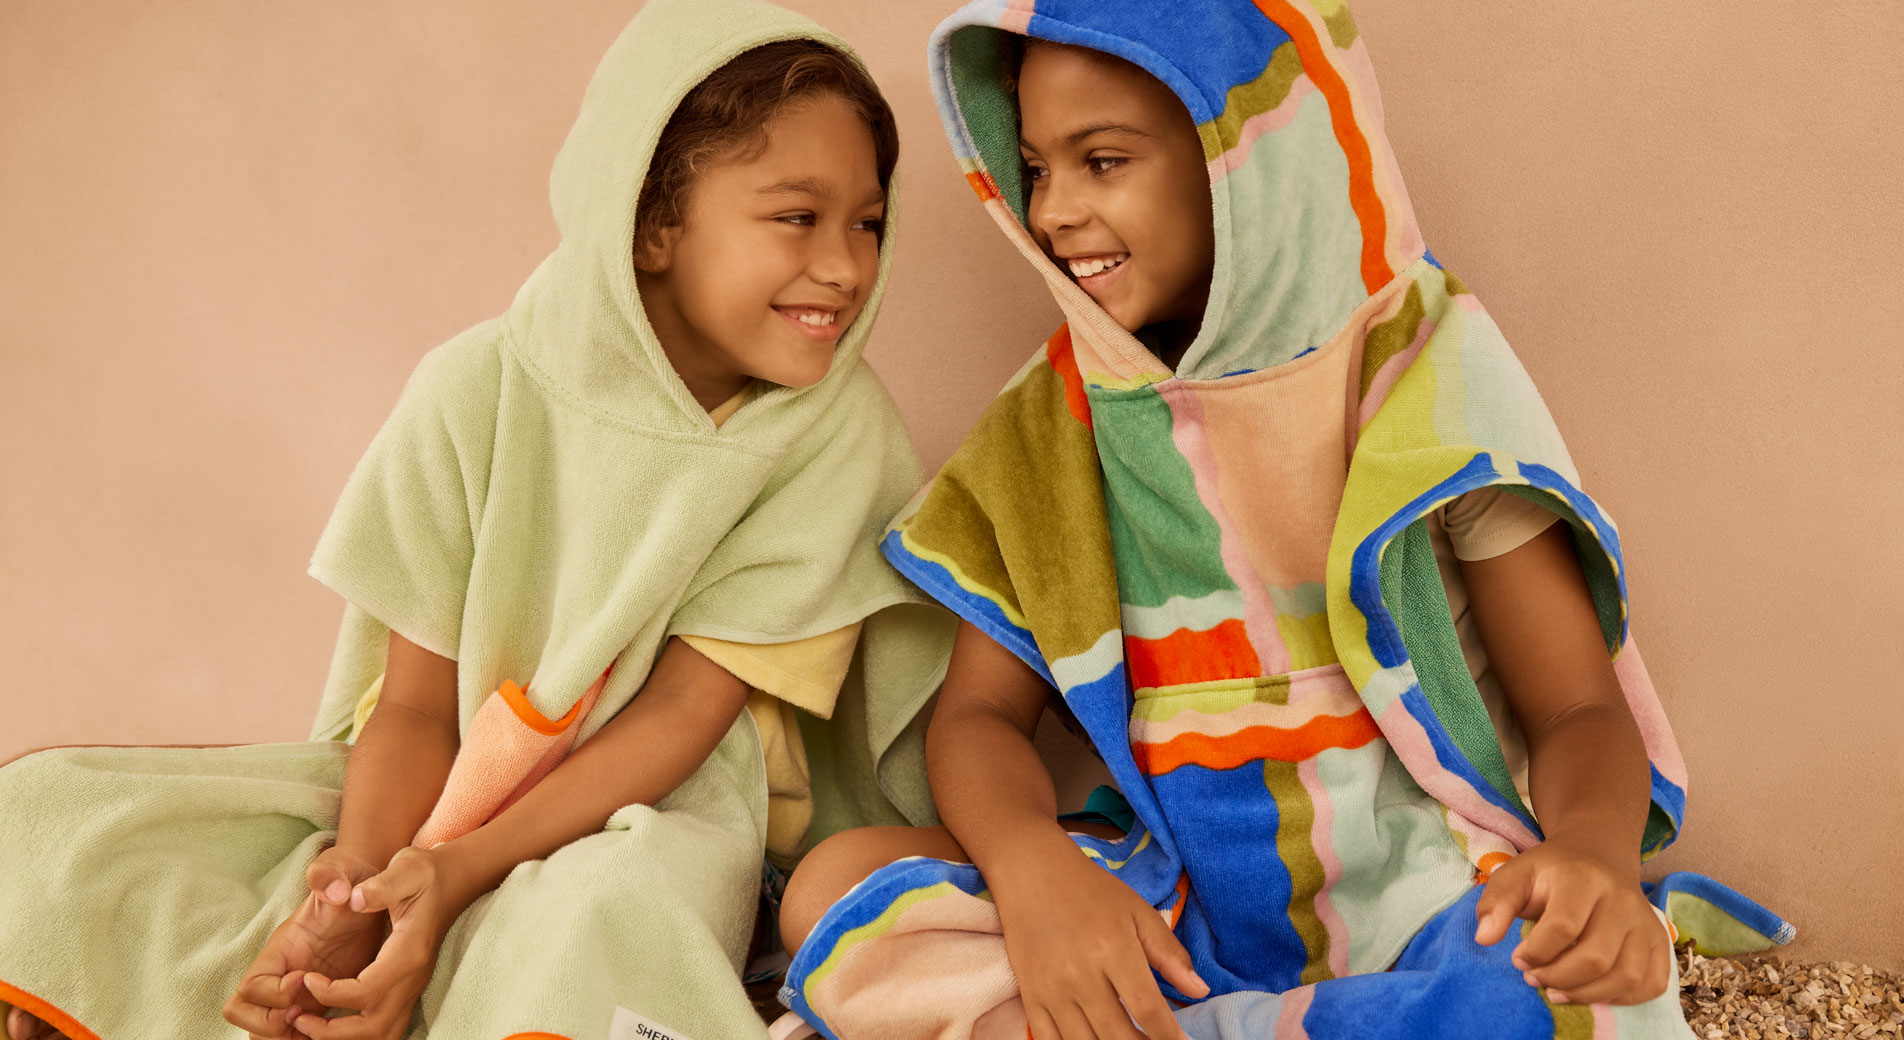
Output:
(1080, 831), (1154, 870)
(1265, 762), (1333, 984)
(1131, 675), (1292, 721)
(803, 881), (993, 994)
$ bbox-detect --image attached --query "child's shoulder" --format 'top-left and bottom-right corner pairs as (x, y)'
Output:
(400, 320), (508, 403)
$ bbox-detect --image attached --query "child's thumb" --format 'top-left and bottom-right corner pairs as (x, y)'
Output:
(306, 856), (353, 906)
(350, 848), (431, 913)
(1137, 911), (1209, 998)
(1474, 867), (1532, 946)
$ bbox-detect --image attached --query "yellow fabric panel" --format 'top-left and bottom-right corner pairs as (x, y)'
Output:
(683, 623), (864, 861)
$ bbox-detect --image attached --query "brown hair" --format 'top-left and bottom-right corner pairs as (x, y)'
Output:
(635, 40), (899, 261)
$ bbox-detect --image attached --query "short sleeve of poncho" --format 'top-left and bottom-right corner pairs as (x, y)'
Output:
(308, 334), (500, 661)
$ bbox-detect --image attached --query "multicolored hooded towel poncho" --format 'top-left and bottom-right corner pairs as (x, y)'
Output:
(781, 2), (1792, 1038)
(0, 1), (952, 1038)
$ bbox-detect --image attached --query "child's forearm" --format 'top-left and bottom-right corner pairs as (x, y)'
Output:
(336, 704), (459, 868)
(1461, 523), (1652, 871)
(334, 631), (461, 869)
(1521, 703), (1649, 874)
(925, 622), (1084, 886)
(928, 701), (1079, 875)
(431, 637), (752, 911)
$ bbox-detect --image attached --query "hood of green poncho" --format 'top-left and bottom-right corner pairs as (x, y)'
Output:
(507, 0), (898, 437)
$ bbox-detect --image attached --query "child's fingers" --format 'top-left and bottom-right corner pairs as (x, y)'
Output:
(1550, 927), (1668, 1007)
(1076, 979), (1147, 1040)
(1108, 951), (1188, 1040)
(1474, 865), (1534, 946)
(1025, 1002), (1066, 1040)
(220, 989), (296, 1037)
(302, 972), (372, 1013)
(234, 969), (305, 1010)
(290, 1009), (381, 1040)
(1052, 998), (1108, 1040)
(1134, 911), (1208, 999)
(1524, 906), (1622, 993)
(305, 847), (376, 906)
(1512, 891), (1597, 971)
(306, 858), (353, 906)
(348, 848), (433, 914)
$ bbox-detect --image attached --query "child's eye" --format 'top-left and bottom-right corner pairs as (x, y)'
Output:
(1023, 164), (1048, 184)
(776, 212), (817, 227)
(1088, 156), (1127, 174)
(854, 217), (885, 235)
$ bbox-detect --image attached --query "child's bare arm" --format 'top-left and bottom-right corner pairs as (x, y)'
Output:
(928, 621), (1205, 1040)
(225, 630), (458, 1038)
(1461, 522), (1669, 1006)
(286, 637), (754, 1039)
(331, 631), (462, 871)
(427, 636), (752, 905)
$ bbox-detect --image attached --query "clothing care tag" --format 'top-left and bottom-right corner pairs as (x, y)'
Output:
(609, 1005), (697, 1040)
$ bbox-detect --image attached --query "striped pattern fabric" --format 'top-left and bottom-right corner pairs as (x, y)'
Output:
(783, 1), (1792, 1037)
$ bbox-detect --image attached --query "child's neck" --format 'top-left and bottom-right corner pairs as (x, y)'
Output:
(1137, 319), (1200, 371)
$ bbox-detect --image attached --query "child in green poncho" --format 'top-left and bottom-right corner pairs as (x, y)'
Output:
(0, 3), (949, 1039)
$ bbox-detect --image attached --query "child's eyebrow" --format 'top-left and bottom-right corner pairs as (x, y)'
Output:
(756, 178), (886, 207)
(1019, 122), (1156, 151)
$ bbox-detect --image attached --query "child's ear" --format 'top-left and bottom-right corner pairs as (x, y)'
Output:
(633, 224), (683, 275)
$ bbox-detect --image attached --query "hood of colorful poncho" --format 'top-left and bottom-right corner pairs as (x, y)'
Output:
(930, 0), (1425, 383)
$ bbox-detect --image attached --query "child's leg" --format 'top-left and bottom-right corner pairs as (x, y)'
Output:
(779, 825), (969, 954)
(779, 820), (1134, 1039)
(779, 819), (1128, 955)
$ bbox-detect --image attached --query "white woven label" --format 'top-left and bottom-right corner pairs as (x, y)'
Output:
(609, 1005), (696, 1040)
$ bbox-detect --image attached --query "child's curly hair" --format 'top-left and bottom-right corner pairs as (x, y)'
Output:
(635, 40), (899, 262)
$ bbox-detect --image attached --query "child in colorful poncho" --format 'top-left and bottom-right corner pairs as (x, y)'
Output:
(773, 2), (1792, 1039)
(0, 2), (953, 1038)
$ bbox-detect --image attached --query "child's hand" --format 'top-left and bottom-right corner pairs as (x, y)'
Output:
(1474, 840), (1671, 1006)
(291, 846), (463, 1039)
(223, 846), (387, 1038)
(992, 835), (1209, 1040)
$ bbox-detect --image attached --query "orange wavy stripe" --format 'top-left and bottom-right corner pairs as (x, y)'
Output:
(1249, 0), (1392, 293)
(1474, 850), (1512, 884)
(1134, 708), (1380, 775)
(965, 169), (1000, 202)
(0, 980), (101, 1040)
(1043, 324), (1092, 428)
(1126, 617), (1263, 690)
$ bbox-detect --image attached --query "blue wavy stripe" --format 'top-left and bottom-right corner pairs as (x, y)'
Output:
(1398, 684), (1538, 832)
(1645, 871), (1797, 947)
(782, 857), (993, 1037)
(880, 528), (1052, 686)
(1347, 453), (1499, 669)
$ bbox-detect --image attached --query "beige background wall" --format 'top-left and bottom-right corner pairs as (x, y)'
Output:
(2, 1), (1898, 966)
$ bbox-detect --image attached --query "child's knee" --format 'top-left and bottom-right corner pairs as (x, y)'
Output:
(781, 828), (877, 954)
(780, 825), (961, 955)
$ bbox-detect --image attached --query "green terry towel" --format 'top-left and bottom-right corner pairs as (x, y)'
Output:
(0, 0), (953, 1036)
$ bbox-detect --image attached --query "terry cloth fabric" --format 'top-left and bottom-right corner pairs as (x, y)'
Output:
(0, 1), (955, 1038)
(781, 1), (1792, 1038)
(345, 381), (870, 864)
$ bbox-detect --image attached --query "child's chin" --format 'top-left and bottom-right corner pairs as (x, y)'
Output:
(756, 364), (831, 390)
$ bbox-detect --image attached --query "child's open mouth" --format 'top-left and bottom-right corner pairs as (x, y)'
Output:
(774, 305), (843, 341)
(1064, 252), (1129, 293)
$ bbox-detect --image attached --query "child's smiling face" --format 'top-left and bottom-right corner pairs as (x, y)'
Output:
(636, 94), (885, 407)
(1016, 41), (1215, 357)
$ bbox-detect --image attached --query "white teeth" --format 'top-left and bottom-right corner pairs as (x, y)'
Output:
(794, 310), (834, 327)
(1067, 254), (1128, 279)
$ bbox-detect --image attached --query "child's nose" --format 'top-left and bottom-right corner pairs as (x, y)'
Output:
(1031, 174), (1089, 238)
(808, 226), (861, 293)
